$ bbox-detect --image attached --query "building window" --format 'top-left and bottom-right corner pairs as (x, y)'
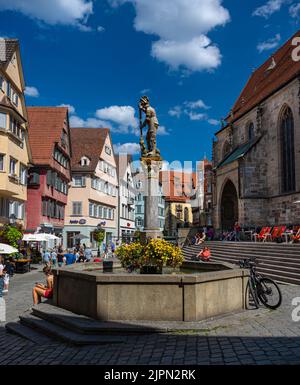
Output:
(19, 164), (27, 185)
(89, 202), (95, 217)
(73, 175), (86, 187)
(9, 157), (17, 175)
(0, 112), (6, 129)
(248, 122), (255, 141)
(280, 106), (295, 193)
(105, 145), (111, 155)
(72, 202), (82, 216)
(223, 141), (231, 159)
(6, 81), (11, 98)
(80, 156), (90, 166)
(0, 154), (4, 171)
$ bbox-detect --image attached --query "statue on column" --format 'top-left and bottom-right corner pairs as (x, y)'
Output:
(139, 96), (161, 159)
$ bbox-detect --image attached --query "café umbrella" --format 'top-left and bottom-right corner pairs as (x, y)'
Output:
(0, 243), (18, 254)
(22, 233), (60, 242)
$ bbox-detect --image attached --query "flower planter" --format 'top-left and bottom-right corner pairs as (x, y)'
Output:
(140, 265), (162, 274)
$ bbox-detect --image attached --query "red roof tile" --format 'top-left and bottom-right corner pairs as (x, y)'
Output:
(227, 30), (300, 124)
(71, 128), (110, 172)
(27, 107), (69, 165)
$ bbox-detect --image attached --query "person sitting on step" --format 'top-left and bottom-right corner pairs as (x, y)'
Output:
(32, 266), (54, 305)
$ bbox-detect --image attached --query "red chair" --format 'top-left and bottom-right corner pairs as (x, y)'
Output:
(292, 227), (300, 243)
(265, 227), (279, 242)
(253, 227), (271, 242)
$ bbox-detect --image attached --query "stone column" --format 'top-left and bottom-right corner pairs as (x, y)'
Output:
(141, 157), (163, 241)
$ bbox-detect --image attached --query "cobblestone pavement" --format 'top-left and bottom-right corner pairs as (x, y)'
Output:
(1, 268), (300, 365)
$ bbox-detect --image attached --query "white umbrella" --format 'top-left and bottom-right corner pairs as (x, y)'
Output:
(0, 243), (18, 254)
(44, 234), (60, 240)
(22, 233), (48, 242)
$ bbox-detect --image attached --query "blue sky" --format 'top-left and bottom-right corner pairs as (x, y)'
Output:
(0, 0), (299, 167)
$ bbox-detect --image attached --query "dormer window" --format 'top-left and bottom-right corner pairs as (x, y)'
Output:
(80, 156), (90, 166)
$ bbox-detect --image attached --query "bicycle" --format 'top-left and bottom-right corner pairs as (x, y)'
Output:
(239, 258), (282, 310)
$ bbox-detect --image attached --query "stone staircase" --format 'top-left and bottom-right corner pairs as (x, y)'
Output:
(182, 241), (300, 286)
(6, 303), (161, 346)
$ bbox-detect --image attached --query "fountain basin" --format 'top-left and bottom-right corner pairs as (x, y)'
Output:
(53, 260), (248, 322)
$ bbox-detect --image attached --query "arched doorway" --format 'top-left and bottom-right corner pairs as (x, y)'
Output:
(221, 180), (238, 230)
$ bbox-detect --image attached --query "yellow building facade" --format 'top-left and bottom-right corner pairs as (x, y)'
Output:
(0, 39), (31, 228)
(164, 201), (193, 237)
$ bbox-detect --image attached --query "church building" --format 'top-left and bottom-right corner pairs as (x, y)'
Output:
(213, 31), (300, 230)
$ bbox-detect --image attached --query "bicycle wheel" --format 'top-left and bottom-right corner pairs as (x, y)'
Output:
(246, 280), (259, 309)
(257, 278), (282, 309)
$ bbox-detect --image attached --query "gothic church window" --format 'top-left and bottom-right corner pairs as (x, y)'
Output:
(280, 106), (295, 193)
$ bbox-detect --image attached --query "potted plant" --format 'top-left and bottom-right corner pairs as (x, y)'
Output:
(115, 239), (183, 274)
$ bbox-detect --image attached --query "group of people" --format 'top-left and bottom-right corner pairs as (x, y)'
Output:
(42, 244), (94, 267)
(219, 222), (242, 242)
(187, 227), (215, 246)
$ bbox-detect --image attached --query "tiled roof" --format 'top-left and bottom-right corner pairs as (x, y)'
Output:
(0, 39), (18, 68)
(71, 128), (109, 172)
(27, 107), (68, 164)
(217, 136), (262, 169)
(160, 171), (197, 202)
(226, 30), (300, 125)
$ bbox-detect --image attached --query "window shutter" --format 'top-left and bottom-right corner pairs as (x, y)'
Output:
(82, 176), (86, 187)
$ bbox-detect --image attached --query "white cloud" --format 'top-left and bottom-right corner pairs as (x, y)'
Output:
(0, 0), (93, 30)
(253, 0), (287, 18)
(110, 0), (230, 72)
(168, 106), (182, 118)
(184, 99), (210, 110)
(169, 98), (213, 121)
(289, 3), (300, 18)
(69, 115), (112, 129)
(114, 142), (140, 155)
(157, 125), (170, 135)
(187, 112), (208, 121)
(57, 104), (76, 114)
(208, 118), (219, 126)
(24, 86), (39, 97)
(95, 105), (138, 133)
(152, 35), (222, 72)
(257, 33), (281, 52)
(97, 25), (105, 32)
(140, 88), (151, 94)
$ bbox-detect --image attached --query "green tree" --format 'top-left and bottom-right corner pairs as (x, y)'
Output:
(0, 224), (23, 248)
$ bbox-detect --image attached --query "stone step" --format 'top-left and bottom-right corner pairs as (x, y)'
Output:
(184, 244), (300, 257)
(19, 312), (126, 346)
(32, 303), (164, 335)
(183, 249), (300, 268)
(206, 241), (300, 248)
(209, 256), (300, 284)
(5, 321), (54, 345)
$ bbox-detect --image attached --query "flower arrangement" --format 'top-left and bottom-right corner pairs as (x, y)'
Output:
(115, 239), (183, 273)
